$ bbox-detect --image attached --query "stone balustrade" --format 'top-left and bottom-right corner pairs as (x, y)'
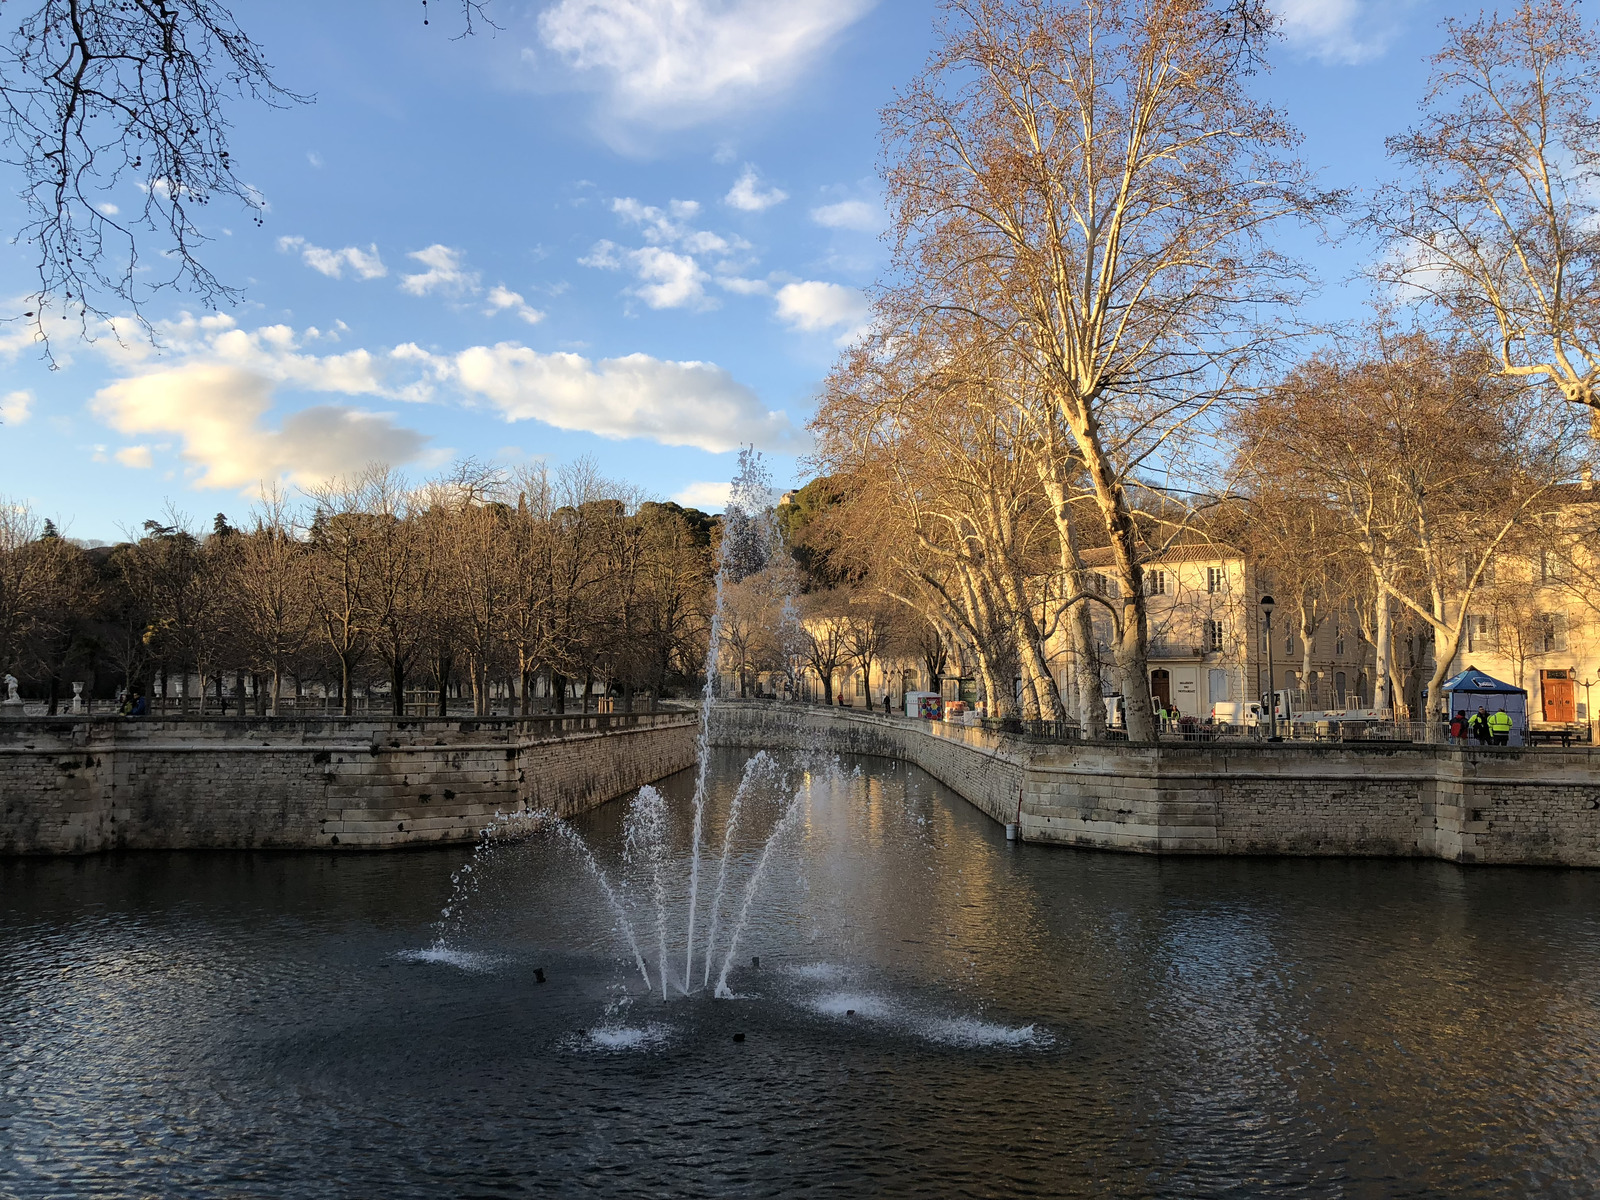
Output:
(1, 711), (697, 855)
(712, 701), (1600, 867)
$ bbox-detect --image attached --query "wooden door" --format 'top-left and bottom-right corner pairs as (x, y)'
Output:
(1150, 669), (1172, 710)
(1542, 671), (1576, 723)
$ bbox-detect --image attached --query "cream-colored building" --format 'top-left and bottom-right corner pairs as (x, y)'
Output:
(1441, 483), (1600, 727)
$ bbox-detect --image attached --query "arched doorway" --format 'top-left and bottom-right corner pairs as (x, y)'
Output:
(1150, 668), (1172, 711)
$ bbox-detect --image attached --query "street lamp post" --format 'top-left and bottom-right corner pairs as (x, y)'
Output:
(1583, 677), (1596, 745)
(1261, 594), (1278, 741)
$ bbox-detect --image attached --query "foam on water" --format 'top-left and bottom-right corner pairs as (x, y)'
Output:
(781, 962), (856, 983)
(918, 1018), (1054, 1048)
(811, 991), (894, 1019)
(809, 988), (1051, 1049)
(577, 1024), (670, 1052)
(394, 947), (502, 973)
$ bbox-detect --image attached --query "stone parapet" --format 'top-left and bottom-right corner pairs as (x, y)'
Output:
(1, 712), (696, 856)
(711, 702), (1600, 867)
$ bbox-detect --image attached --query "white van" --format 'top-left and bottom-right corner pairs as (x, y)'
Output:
(1211, 700), (1262, 727)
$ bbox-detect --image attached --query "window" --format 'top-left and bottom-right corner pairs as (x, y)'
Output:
(1093, 573), (1120, 598)
(1538, 612), (1569, 653)
(1146, 569), (1169, 597)
(1335, 671), (1347, 703)
(1334, 629), (1345, 657)
(1285, 633), (1295, 656)
(1206, 566), (1224, 595)
(1204, 619), (1224, 652)
(1541, 549), (1571, 584)
(1465, 614), (1490, 653)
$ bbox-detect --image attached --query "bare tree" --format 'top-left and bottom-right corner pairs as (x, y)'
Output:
(0, 0), (497, 360)
(878, 0), (1330, 738)
(1372, 0), (1600, 431)
(231, 486), (310, 715)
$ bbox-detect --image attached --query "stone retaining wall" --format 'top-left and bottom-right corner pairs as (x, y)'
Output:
(1, 712), (697, 855)
(712, 702), (1600, 867)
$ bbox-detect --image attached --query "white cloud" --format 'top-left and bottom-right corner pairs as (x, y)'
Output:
(775, 280), (870, 343)
(672, 481), (733, 510)
(0, 390), (31, 425)
(538, 0), (874, 126)
(586, 196), (757, 309)
(436, 344), (806, 452)
(630, 247), (710, 309)
(400, 245), (481, 297)
(1275, 0), (1398, 65)
(114, 445), (153, 469)
(84, 315), (434, 492)
(307, 151), (324, 168)
(811, 199), (880, 231)
(277, 235), (388, 280)
(725, 166), (788, 212)
(90, 365), (429, 491)
(98, 202), (120, 217)
(583, 239), (713, 309)
(717, 276), (771, 296)
(485, 285), (547, 325)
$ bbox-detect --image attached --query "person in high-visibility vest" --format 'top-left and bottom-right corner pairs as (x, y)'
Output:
(1488, 708), (1513, 746)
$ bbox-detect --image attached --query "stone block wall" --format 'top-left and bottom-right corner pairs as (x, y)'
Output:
(712, 702), (1600, 867)
(710, 702), (1027, 824)
(0, 713), (697, 855)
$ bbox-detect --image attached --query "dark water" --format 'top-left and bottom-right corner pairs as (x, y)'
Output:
(4, 750), (1600, 1198)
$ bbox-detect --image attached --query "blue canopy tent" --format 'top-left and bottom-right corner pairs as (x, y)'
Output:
(1441, 667), (1528, 746)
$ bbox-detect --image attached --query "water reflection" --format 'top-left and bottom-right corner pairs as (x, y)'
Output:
(3, 750), (1599, 1196)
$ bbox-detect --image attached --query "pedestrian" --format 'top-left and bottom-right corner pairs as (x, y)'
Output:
(1449, 710), (1467, 744)
(1471, 706), (1491, 745)
(129, 691), (147, 718)
(883, 693), (891, 716)
(1488, 707), (1513, 746)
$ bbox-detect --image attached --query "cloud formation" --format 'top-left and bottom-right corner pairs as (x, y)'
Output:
(1275, 0), (1398, 65)
(672, 481), (733, 510)
(278, 235), (388, 280)
(538, 0), (874, 126)
(485, 285), (546, 324)
(437, 344), (806, 453)
(725, 166), (788, 212)
(401, 245), (481, 297)
(0, 389), (31, 425)
(583, 196), (755, 309)
(811, 199), (880, 231)
(775, 280), (870, 343)
(86, 316), (432, 492)
(91, 364), (429, 490)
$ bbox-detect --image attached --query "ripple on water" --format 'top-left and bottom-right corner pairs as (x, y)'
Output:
(570, 1023), (671, 1052)
(393, 947), (502, 973)
(808, 989), (1052, 1049)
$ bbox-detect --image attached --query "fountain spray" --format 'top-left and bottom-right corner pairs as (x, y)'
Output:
(683, 448), (778, 989)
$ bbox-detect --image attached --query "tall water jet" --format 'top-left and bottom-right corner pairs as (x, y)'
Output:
(551, 818), (653, 991)
(625, 785), (674, 999)
(702, 750), (781, 988)
(683, 448), (781, 989)
(713, 769), (822, 998)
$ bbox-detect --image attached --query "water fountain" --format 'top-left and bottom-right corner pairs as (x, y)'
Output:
(427, 448), (827, 1000)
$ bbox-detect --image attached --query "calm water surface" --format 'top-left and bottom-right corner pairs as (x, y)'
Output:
(3, 750), (1600, 1197)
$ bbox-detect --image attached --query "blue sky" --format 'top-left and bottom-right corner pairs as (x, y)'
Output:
(0, 0), (1473, 541)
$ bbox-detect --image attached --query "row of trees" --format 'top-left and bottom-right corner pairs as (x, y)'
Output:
(0, 461), (715, 716)
(793, 0), (1600, 740)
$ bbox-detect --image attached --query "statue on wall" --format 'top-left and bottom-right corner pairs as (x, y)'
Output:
(3, 674), (18, 702)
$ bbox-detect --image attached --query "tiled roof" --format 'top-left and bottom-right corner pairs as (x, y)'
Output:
(1077, 542), (1243, 568)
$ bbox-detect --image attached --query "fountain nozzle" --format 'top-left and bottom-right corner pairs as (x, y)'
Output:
(534, 967), (546, 984)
